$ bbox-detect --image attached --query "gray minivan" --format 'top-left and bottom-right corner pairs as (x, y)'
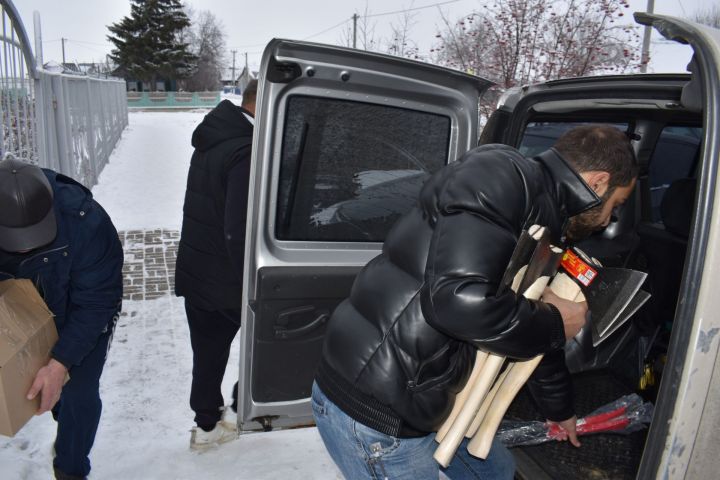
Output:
(236, 13), (719, 479)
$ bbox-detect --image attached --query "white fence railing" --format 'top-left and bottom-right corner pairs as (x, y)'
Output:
(1, 0), (128, 188)
(35, 72), (128, 187)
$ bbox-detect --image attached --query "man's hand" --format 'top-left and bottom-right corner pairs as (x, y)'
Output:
(550, 415), (581, 447)
(26, 358), (68, 414)
(542, 287), (588, 339)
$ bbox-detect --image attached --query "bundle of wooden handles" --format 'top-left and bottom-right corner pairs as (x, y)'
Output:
(434, 227), (585, 466)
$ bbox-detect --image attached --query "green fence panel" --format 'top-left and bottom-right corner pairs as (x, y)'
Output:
(127, 91), (221, 108)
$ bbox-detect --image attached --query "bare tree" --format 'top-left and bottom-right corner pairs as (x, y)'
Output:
(430, 10), (495, 75)
(386, 6), (421, 59)
(433, 0), (641, 89)
(184, 10), (227, 91)
(339, 3), (379, 50)
(693, 4), (720, 28)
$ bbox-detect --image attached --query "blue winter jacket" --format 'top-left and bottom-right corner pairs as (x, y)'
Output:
(0, 170), (124, 368)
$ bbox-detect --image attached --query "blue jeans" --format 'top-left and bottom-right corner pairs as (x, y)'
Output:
(312, 382), (515, 480)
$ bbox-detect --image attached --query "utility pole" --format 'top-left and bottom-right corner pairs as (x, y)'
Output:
(640, 0), (655, 73)
(352, 13), (358, 49)
(61, 37), (67, 64)
(231, 50), (237, 89)
(243, 52), (249, 90)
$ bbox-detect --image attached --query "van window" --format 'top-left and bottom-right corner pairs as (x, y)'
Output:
(648, 126), (702, 223)
(275, 95), (450, 242)
(518, 122), (628, 157)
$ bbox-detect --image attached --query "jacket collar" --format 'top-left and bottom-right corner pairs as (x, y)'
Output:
(535, 148), (601, 217)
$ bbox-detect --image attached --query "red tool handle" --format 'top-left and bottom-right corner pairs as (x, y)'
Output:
(546, 405), (630, 439)
(578, 417), (631, 435)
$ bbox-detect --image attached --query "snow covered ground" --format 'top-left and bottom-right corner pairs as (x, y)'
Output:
(0, 110), (342, 479)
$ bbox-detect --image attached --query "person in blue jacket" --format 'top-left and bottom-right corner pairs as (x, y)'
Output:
(0, 157), (123, 480)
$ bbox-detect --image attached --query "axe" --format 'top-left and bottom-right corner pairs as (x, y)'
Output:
(434, 226), (545, 446)
(558, 248), (648, 347)
(467, 248), (649, 459)
(434, 226), (563, 467)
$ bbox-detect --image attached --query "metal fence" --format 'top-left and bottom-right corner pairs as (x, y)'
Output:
(35, 72), (128, 187)
(1, 0), (127, 188)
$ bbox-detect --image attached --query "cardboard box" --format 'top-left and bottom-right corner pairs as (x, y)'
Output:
(0, 279), (57, 437)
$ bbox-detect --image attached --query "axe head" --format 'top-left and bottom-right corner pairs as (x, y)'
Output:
(592, 289), (651, 347)
(497, 227), (540, 296)
(560, 248), (647, 345)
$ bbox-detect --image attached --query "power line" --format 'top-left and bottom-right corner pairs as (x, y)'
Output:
(303, 0), (463, 42)
(66, 39), (113, 47)
(676, 0), (686, 16)
(363, 0), (461, 18)
(303, 17), (353, 40)
(66, 42), (108, 56)
(225, 1), (468, 57)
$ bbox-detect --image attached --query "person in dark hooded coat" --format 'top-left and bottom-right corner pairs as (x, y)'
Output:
(175, 80), (257, 449)
(0, 158), (123, 480)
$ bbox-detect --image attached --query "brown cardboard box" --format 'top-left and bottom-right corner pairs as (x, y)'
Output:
(0, 279), (57, 437)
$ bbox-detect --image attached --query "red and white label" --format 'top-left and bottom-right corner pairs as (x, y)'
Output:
(560, 249), (597, 287)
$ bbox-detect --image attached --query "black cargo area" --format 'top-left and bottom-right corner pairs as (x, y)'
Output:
(508, 370), (648, 480)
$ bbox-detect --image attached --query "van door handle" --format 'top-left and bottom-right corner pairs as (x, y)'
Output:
(274, 307), (329, 339)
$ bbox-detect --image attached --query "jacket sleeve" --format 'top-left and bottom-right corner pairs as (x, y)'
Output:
(51, 205), (123, 368)
(224, 149), (251, 278)
(420, 156), (566, 359)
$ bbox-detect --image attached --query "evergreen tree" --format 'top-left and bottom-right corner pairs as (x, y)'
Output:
(107, 0), (196, 90)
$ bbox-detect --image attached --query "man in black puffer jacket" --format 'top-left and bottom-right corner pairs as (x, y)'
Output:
(313, 125), (638, 479)
(175, 81), (256, 450)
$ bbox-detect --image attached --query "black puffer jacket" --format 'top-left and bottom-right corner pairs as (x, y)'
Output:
(316, 144), (600, 436)
(175, 100), (253, 310)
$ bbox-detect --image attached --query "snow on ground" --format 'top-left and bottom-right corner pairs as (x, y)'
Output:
(91, 111), (206, 231)
(0, 110), (342, 479)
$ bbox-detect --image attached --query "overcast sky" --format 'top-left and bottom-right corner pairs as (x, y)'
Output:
(14, 0), (705, 74)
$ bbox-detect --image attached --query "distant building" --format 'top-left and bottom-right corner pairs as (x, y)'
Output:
(221, 65), (258, 94)
(125, 79), (177, 92)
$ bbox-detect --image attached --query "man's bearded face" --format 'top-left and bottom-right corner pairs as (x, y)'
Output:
(565, 189), (612, 242)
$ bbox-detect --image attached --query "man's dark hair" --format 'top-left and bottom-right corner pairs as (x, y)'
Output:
(553, 124), (638, 188)
(241, 79), (258, 108)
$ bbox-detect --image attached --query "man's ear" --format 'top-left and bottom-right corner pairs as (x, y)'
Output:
(581, 171), (611, 196)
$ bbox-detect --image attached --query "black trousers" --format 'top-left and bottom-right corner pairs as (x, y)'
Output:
(185, 300), (241, 429)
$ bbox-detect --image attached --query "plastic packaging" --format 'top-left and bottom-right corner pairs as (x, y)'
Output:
(497, 393), (654, 447)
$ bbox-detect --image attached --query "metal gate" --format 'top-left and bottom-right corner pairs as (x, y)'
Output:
(0, 0), (37, 164)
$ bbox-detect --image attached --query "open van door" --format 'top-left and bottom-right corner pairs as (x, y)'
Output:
(237, 39), (492, 432)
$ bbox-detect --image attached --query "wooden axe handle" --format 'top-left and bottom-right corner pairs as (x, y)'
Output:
(467, 272), (582, 459)
(467, 355), (543, 457)
(433, 275), (551, 467)
(466, 363), (512, 438)
(435, 264), (529, 442)
(433, 353), (505, 467)
(435, 350), (489, 443)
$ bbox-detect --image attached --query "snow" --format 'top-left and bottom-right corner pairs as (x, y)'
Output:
(0, 110), (342, 479)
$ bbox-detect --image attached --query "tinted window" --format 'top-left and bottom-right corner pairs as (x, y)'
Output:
(648, 126), (701, 223)
(518, 122), (628, 157)
(276, 95), (451, 242)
